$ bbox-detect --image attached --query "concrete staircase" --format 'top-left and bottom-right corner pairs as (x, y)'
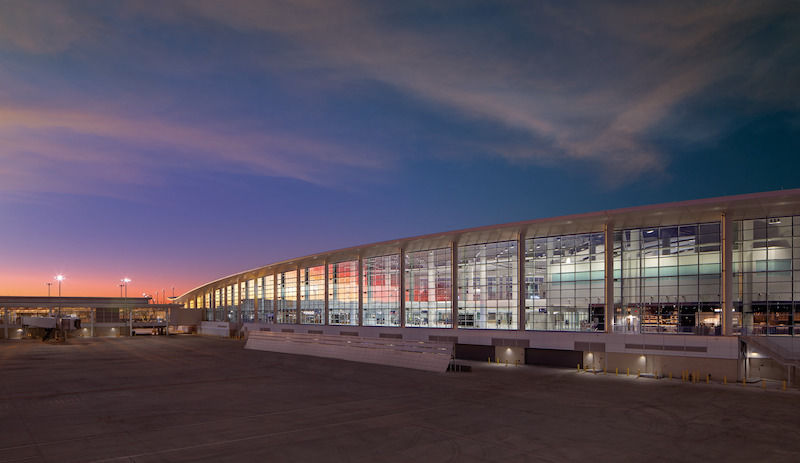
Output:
(741, 335), (800, 369)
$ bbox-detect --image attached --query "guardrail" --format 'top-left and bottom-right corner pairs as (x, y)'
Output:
(741, 335), (800, 368)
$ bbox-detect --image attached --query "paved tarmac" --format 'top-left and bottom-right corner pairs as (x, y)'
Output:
(1, 335), (799, 463)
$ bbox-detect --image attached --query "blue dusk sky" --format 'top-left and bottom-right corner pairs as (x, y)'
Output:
(1, 1), (798, 297)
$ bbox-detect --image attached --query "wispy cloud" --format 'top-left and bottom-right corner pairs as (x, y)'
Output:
(1, 0), (797, 198)
(0, 104), (390, 199)
(169, 0), (799, 177)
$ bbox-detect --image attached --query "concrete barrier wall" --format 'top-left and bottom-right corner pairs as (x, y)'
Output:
(245, 331), (453, 372)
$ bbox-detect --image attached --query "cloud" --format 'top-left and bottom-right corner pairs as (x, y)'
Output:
(170, 0), (799, 177)
(1, 0), (798, 195)
(0, 104), (391, 199)
(0, 0), (98, 54)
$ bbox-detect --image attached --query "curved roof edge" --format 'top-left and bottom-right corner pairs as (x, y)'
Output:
(177, 188), (800, 301)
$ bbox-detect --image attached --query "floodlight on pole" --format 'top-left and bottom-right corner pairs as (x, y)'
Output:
(55, 275), (65, 296)
(55, 275), (65, 317)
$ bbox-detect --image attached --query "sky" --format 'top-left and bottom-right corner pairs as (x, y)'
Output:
(1, 0), (799, 298)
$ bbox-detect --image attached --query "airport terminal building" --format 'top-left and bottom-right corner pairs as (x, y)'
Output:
(173, 189), (800, 382)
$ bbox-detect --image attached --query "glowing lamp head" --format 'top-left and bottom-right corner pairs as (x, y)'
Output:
(122, 277), (131, 283)
(55, 275), (65, 282)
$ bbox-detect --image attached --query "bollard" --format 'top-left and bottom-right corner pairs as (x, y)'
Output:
(637, 369), (640, 377)
(762, 380), (766, 389)
(496, 357), (499, 365)
(577, 363), (580, 372)
(627, 368), (630, 376)
(724, 376), (727, 385)
(603, 367), (606, 375)
(669, 372), (672, 380)
(615, 367), (618, 376)
(515, 359), (519, 367)
(489, 357), (491, 364)
(783, 381), (786, 391)
(742, 378), (746, 387)
(505, 359), (508, 367)
(706, 374), (709, 384)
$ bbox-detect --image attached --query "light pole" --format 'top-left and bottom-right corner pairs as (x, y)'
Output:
(121, 278), (131, 335)
(55, 275), (65, 317)
(45, 282), (53, 316)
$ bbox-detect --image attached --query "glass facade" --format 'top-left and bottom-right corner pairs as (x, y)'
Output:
(734, 216), (800, 335)
(242, 280), (255, 323)
(185, 195), (800, 339)
(259, 275), (274, 323)
(458, 241), (518, 329)
(277, 271), (297, 324)
(301, 265), (325, 324)
(203, 292), (212, 321)
(214, 289), (223, 321)
(405, 248), (452, 328)
(226, 284), (238, 322)
(525, 233), (605, 331)
(328, 260), (358, 325)
(615, 223), (722, 334)
(363, 255), (400, 326)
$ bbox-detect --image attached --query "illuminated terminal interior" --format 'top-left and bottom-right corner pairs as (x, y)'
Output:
(181, 192), (800, 337)
(173, 189), (800, 382)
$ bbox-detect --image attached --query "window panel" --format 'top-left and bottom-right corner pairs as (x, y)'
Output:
(328, 260), (358, 325)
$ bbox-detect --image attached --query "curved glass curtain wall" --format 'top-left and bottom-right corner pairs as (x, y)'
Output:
(457, 241), (518, 329)
(277, 271), (297, 324)
(258, 275), (274, 323)
(191, 220), (800, 336)
(525, 233), (606, 331)
(405, 248), (452, 328)
(328, 260), (358, 325)
(734, 216), (800, 335)
(242, 280), (255, 323)
(614, 222), (722, 334)
(363, 255), (400, 327)
(301, 265), (324, 324)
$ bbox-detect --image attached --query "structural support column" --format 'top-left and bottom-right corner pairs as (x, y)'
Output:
(721, 212), (734, 336)
(272, 274), (278, 325)
(324, 261), (329, 326)
(296, 267), (302, 324)
(399, 247), (406, 328)
(237, 280), (243, 325)
(451, 240), (459, 330)
(357, 255), (364, 326)
(253, 278), (259, 324)
(517, 231), (526, 331)
(604, 222), (614, 334)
